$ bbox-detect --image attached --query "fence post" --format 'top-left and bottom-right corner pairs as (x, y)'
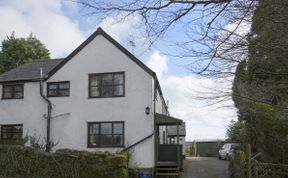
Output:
(246, 144), (252, 178)
(255, 165), (258, 178)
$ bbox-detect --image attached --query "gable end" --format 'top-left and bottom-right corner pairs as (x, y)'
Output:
(47, 27), (155, 79)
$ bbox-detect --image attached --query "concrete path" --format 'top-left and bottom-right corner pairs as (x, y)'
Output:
(180, 157), (230, 178)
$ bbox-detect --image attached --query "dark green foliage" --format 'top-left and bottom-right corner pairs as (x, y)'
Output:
(226, 120), (247, 145)
(232, 0), (288, 164)
(0, 33), (50, 74)
(0, 145), (128, 178)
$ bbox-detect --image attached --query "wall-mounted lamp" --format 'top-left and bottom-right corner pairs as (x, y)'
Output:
(145, 107), (151, 115)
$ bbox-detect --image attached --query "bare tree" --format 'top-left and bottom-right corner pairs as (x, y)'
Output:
(75, 0), (256, 75)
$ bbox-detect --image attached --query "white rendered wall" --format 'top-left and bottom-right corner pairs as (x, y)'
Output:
(0, 83), (47, 142)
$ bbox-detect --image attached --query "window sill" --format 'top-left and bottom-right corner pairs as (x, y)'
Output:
(87, 145), (125, 148)
(88, 96), (125, 99)
(47, 95), (70, 98)
(1, 98), (24, 100)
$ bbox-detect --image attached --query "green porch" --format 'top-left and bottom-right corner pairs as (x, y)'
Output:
(154, 113), (184, 177)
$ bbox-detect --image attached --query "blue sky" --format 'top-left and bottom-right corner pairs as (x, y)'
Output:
(0, 0), (237, 141)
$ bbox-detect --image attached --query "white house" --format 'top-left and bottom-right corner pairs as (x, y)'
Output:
(0, 28), (185, 175)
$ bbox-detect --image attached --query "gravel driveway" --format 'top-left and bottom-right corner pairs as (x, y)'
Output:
(180, 157), (230, 178)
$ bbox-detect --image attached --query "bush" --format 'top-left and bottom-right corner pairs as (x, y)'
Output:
(0, 145), (128, 178)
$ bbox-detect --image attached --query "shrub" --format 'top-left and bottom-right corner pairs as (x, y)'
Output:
(0, 145), (128, 178)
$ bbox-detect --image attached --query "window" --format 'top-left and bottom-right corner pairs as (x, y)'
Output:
(1, 124), (23, 140)
(47, 81), (70, 97)
(2, 84), (24, 99)
(89, 72), (124, 98)
(88, 122), (124, 147)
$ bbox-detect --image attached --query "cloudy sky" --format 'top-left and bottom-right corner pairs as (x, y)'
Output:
(0, 0), (238, 141)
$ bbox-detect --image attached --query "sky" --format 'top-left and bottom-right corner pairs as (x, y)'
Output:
(0, 0), (238, 141)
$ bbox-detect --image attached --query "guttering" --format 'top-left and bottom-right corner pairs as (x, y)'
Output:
(39, 68), (52, 152)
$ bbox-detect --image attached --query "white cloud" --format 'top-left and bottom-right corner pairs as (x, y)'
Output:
(147, 50), (168, 79)
(0, 0), (85, 58)
(147, 51), (237, 141)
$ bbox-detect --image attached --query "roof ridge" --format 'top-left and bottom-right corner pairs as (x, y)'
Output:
(24, 58), (65, 64)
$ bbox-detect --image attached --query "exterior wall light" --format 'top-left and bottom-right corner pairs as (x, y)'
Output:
(145, 107), (151, 115)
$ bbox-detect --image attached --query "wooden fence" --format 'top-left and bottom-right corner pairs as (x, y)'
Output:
(231, 144), (288, 178)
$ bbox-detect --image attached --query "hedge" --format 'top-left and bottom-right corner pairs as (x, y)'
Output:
(0, 145), (128, 178)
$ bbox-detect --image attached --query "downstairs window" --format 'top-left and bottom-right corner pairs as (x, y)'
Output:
(88, 122), (124, 147)
(1, 124), (23, 140)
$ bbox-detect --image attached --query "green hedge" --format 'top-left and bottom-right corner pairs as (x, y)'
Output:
(0, 145), (128, 178)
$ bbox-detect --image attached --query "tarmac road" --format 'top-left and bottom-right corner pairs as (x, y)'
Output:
(180, 157), (230, 178)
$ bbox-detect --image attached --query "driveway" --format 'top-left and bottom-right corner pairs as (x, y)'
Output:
(180, 157), (230, 178)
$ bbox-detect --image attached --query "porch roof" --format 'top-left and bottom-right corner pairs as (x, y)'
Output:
(155, 113), (182, 125)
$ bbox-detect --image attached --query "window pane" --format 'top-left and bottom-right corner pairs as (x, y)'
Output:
(48, 90), (58, 96)
(114, 123), (123, 134)
(13, 125), (23, 133)
(102, 74), (113, 85)
(113, 135), (123, 146)
(101, 123), (112, 134)
(3, 86), (12, 92)
(114, 85), (124, 96)
(1, 132), (11, 139)
(59, 83), (69, 89)
(2, 126), (12, 133)
(90, 76), (101, 86)
(89, 135), (100, 146)
(48, 84), (58, 90)
(12, 133), (22, 139)
(59, 89), (69, 96)
(14, 85), (23, 92)
(90, 87), (100, 97)
(101, 135), (112, 146)
(89, 124), (99, 134)
(3, 92), (12, 98)
(114, 74), (124, 85)
(14, 91), (23, 98)
(101, 86), (113, 97)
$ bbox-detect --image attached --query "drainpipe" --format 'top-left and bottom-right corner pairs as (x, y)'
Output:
(153, 73), (157, 173)
(39, 68), (52, 152)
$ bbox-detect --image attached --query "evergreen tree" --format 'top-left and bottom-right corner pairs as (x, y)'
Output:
(232, 0), (288, 163)
(0, 33), (50, 74)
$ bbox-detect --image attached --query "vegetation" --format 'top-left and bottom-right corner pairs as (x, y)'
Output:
(0, 145), (128, 178)
(231, 0), (288, 163)
(0, 33), (50, 74)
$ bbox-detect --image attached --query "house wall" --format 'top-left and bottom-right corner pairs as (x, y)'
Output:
(0, 34), (156, 168)
(153, 83), (168, 144)
(0, 83), (47, 140)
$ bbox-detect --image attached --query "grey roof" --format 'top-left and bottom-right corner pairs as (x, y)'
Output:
(0, 59), (64, 82)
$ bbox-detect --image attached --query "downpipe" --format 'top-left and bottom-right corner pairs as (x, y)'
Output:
(39, 68), (52, 152)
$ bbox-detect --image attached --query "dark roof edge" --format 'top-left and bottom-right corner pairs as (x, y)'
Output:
(153, 75), (169, 112)
(25, 58), (64, 64)
(0, 79), (34, 84)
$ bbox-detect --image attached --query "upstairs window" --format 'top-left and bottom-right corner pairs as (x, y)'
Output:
(88, 122), (124, 147)
(1, 124), (23, 140)
(47, 81), (70, 97)
(89, 72), (125, 98)
(2, 84), (24, 99)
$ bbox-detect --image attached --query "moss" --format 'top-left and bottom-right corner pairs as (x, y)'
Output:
(0, 145), (129, 178)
